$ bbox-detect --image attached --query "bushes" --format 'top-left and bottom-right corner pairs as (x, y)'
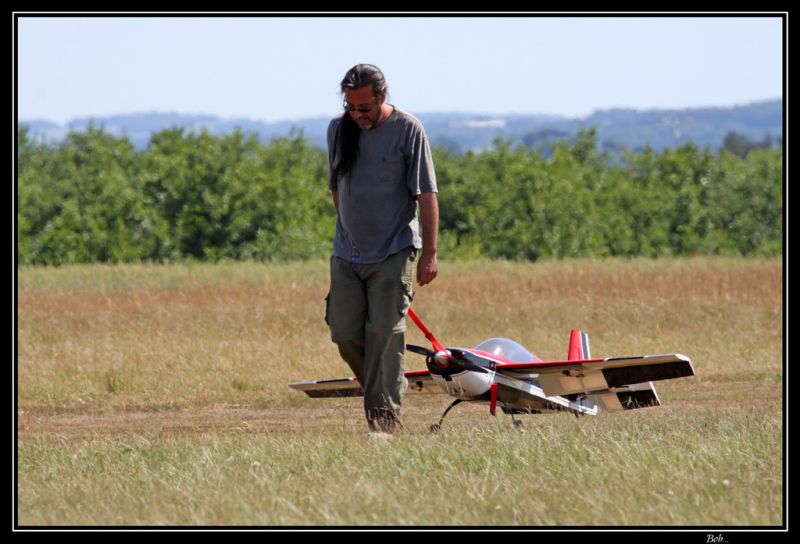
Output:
(436, 130), (782, 260)
(18, 126), (334, 265)
(17, 126), (782, 265)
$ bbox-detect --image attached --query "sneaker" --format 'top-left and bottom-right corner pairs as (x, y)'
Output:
(365, 431), (394, 441)
(366, 409), (404, 434)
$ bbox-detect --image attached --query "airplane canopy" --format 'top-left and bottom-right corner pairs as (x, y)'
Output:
(473, 337), (534, 363)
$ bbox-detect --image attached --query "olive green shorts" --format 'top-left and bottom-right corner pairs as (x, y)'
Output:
(326, 247), (417, 341)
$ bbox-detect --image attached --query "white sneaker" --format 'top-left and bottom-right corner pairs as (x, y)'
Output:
(365, 431), (394, 441)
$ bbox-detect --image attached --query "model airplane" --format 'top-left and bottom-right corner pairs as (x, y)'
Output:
(289, 308), (695, 430)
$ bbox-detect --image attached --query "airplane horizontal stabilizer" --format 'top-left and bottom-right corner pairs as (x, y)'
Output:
(601, 354), (694, 388)
(533, 353), (694, 397)
(588, 382), (661, 412)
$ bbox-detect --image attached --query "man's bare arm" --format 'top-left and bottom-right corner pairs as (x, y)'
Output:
(416, 192), (439, 286)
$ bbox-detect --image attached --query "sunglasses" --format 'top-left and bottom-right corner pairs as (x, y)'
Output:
(343, 98), (378, 113)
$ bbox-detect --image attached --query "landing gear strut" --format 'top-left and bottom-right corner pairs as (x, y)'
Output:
(430, 399), (462, 432)
(499, 400), (524, 430)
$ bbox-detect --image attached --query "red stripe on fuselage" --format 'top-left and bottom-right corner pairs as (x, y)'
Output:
(464, 348), (542, 365)
(459, 348), (603, 369)
(495, 358), (605, 369)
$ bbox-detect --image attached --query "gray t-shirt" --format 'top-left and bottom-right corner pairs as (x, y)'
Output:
(327, 107), (437, 264)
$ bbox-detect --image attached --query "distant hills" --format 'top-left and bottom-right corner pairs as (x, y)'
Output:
(20, 99), (782, 154)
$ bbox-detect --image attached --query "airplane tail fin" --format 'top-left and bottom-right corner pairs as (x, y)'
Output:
(568, 330), (591, 361)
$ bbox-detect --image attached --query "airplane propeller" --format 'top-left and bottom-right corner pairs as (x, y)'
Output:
(406, 344), (488, 374)
(406, 344), (435, 358)
(447, 349), (489, 374)
(406, 309), (488, 374)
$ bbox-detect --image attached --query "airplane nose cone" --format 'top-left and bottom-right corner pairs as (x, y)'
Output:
(433, 350), (451, 368)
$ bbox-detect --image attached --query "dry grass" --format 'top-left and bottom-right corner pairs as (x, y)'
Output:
(16, 257), (783, 526)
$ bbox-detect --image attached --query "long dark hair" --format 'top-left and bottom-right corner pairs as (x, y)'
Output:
(330, 64), (388, 187)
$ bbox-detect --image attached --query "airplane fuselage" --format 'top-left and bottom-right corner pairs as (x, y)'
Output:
(423, 341), (594, 416)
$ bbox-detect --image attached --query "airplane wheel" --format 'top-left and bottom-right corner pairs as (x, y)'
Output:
(513, 419), (524, 430)
(429, 423), (441, 433)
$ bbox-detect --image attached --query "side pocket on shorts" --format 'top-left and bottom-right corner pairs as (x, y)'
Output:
(399, 280), (414, 318)
(401, 247), (417, 284)
(400, 247), (416, 318)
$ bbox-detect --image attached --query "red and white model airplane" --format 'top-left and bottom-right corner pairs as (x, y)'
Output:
(289, 308), (695, 430)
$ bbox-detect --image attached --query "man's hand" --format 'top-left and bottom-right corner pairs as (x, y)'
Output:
(416, 192), (439, 286)
(417, 252), (438, 286)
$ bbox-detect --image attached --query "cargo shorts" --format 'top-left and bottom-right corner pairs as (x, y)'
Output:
(326, 246), (417, 341)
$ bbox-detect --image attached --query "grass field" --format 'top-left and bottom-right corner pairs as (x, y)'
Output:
(16, 257), (784, 526)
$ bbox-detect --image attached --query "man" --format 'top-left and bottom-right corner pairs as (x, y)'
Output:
(325, 64), (439, 435)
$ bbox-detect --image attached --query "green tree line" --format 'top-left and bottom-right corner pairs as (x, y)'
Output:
(17, 125), (782, 265)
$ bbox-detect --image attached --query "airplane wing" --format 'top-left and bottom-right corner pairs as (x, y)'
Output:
(496, 353), (694, 397)
(493, 373), (598, 416)
(288, 369), (439, 398)
(288, 377), (362, 398)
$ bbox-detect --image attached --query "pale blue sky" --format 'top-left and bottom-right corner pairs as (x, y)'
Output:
(17, 15), (784, 125)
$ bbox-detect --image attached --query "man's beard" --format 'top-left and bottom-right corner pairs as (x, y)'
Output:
(356, 110), (380, 130)
(357, 118), (376, 130)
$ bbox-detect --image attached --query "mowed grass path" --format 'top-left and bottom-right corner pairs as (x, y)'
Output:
(17, 258), (783, 526)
